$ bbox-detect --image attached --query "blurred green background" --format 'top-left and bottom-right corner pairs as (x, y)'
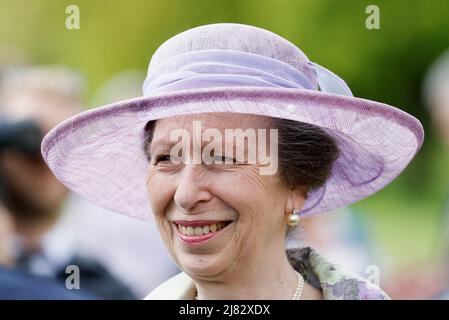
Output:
(1, 0), (448, 269)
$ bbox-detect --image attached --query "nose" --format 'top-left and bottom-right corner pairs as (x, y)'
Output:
(173, 164), (213, 211)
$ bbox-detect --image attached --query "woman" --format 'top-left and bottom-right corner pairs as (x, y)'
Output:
(41, 23), (424, 300)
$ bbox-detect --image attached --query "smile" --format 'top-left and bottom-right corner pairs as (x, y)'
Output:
(172, 220), (233, 245)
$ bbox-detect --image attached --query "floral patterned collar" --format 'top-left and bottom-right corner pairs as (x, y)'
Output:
(286, 247), (390, 300)
(145, 247), (390, 300)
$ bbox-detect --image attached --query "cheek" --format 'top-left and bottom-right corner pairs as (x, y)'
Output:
(214, 167), (286, 232)
(146, 168), (175, 216)
(146, 170), (177, 246)
(224, 167), (285, 212)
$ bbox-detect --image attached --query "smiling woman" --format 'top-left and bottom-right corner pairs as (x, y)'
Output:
(142, 113), (338, 300)
(41, 23), (424, 300)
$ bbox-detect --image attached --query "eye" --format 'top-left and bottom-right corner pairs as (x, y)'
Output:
(212, 154), (238, 164)
(152, 154), (173, 165)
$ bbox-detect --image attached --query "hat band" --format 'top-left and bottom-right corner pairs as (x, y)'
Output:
(143, 50), (353, 97)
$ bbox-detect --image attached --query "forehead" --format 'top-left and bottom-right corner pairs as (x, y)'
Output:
(149, 113), (274, 153)
(153, 112), (273, 136)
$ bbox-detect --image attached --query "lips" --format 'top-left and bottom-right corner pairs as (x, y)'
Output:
(173, 220), (232, 244)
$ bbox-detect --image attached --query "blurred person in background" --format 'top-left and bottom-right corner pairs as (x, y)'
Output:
(0, 204), (13, 267)
(424, 50), (449, 149)
(0, 65), (135, 299)
(1, 204), (94, 299)
(423, 49), (449, 299)
(384, 49), (449, 299)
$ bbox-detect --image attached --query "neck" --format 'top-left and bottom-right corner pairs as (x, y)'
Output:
(194, 241), (299, 300)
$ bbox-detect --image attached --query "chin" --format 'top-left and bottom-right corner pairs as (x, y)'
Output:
(176, 250), (233, 279)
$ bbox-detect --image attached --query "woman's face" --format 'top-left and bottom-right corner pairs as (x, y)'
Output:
(146, 113), (301, 279)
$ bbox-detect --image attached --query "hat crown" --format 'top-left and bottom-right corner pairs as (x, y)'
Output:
(148, 23), (317, 86)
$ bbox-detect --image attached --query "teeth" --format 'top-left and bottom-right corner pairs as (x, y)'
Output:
(194, 227), (203, 236)
(178, 222), (228, 236)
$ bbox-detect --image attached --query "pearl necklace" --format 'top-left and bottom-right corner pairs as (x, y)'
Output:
(194, 271), (305, 300)
(291, 271), (305, 300)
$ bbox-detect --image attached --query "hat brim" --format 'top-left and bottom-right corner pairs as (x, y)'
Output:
(42, 87), (424, 221)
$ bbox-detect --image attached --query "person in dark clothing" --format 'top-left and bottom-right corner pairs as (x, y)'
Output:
(0, 266), (97, 300)
(0, 66), (136, 299)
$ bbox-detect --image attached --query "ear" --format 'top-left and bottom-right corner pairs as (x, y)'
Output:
(285, 188), (306, 216)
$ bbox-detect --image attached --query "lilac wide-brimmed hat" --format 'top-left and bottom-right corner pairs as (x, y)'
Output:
(41, 23), (424, 221)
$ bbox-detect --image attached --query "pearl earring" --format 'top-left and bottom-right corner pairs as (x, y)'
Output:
(287, 208), (301, 226)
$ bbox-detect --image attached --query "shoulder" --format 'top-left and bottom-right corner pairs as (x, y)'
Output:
(287, 247), (391, 300)
(306, 248), (391, 300)
(144, 271), (196, 300)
